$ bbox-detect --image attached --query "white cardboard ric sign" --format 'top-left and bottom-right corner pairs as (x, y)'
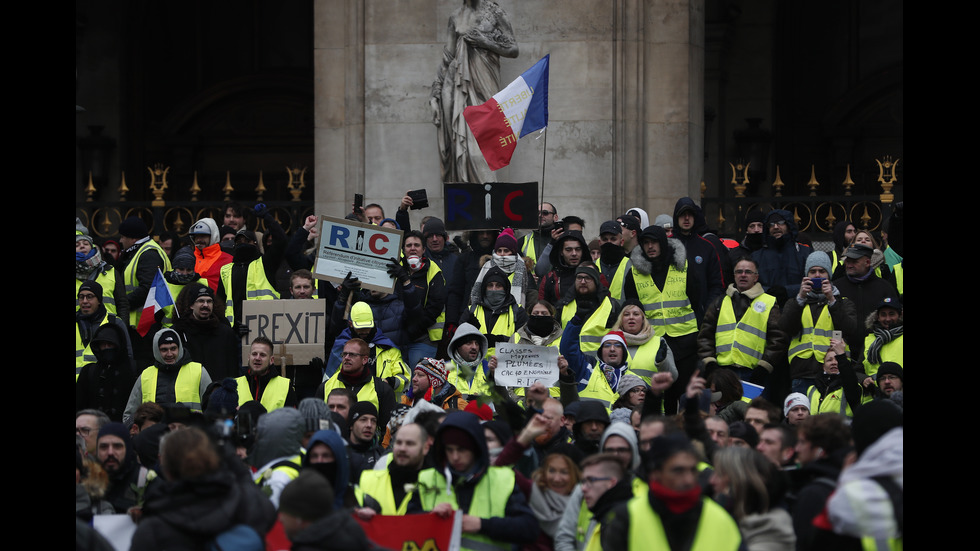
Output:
(494, 343), (560, 388)
(312, 215), (403, 294)
(241, 299), (327, 364)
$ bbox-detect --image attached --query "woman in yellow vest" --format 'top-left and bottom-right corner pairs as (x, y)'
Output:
(805, 339), (871, 418)
(862, 296), (903, 379)
(612, 299), (677, 385)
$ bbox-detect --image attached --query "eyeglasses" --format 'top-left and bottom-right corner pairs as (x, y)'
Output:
(341, 352), (366, 358)
(76, 426), (94, 436)
(540, 210), (555, 216)
(768, 221), (787, 227)
(628, 387), (646, 395)
(582, 476), (613, 487)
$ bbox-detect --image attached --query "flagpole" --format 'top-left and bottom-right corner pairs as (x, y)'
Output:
(539, 128), (548, 210)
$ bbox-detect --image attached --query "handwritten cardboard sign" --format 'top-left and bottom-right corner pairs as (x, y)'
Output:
(241, 299), (327, 364)
(312, 215), (403, 293)
(494, 342), (560, 388)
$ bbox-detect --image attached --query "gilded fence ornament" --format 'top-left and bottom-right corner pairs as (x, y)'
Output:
(190, 171), (202, 202)
(147, 165), (169, 206)
(841, 164), (855, 197)
(85, 172), (97, 202)
(806, 165), (820, 197)
(257, 171), (267, 202)
(876, 156), (899, 204)
(771, 166), (785, 197)
(222, 171), (233, 201)
(730, 160), (750, 198)
(119, 171), (129, 201)
(287, 166), (307, 201)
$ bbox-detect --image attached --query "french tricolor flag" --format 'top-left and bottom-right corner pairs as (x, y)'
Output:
(137, 268), (175, 336)
(464, 54), (549, 172)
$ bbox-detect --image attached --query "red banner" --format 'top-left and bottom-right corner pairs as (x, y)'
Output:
(355, 512), (461, 551)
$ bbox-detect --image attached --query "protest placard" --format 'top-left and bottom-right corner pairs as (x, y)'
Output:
(356, 511), (461, 551)
(493, 342), (560, 388)
(312, 215), (402, 293)
(443, 182), (539, 231)
(241, 299), (327, 364)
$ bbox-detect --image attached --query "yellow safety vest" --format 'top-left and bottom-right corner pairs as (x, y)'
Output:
(447, 359), (491, 397)
(76, 268), (120, 315)
(624, 335), (662, 386)
(580, 364), (627, 411)
(470, 304), (517, 357)
(322, 372), (379, 411)
(626, 493), (742, 551)
(424, 260), (446, 341)
(862, 333), (903, 378)
(140, 362), (204, 411)
(559, 297), (614, 355)
(807, 382), (872, 418)
(893, 262), (903, 296)
(220, 258), (279, 322)
(373, 345), (410, 394)
(599, 256), (631, 300)
(417, 466), (516, 551)
(630, 262), (697, 337)
(520, 233), (539, 265)
(788, 304), (835, 363)
(358, 469), (413, 515)
(124, 240), (172, 327)
(76, 314), (114, 379)
(715, 293), (776, 369)
(236, 375), (291, 411)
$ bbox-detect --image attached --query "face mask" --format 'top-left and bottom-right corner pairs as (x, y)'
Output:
(171, 271), (198, 285)
(527, 315), (554, 336)
(93, 344), (121, 364)
(407, 255), (423, 271)
(233, 243), (259, 263)
(744, 233), (764, 249)
(310, 461), (337, 484)
(485, 289), (506, 309)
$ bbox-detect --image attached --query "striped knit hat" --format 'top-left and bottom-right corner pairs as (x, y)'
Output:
(415, 357), (448, 385)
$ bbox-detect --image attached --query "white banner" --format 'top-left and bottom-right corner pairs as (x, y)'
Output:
(494, 343), (560, 388)
(312, 215), (403, 293)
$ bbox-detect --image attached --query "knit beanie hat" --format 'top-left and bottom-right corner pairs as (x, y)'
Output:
(440, 426), (478, 453)
(728, 421), (759, 448)
(173, 247), (197, 271)
(746, 210), (766, 226)
(119, 216), (149, 239)
(575, 264), (600, 287)
(495, 228), (519, 253)
(97, 422), (132, 446)
(279, 470), (335, 521)
(616, 374), (646, 399)
(464, 401), (494, 421)
(205, 378), (240, 417)
(423, 217), (448, 239)
(804, 251), (832, 275)
(78, 280), (104, 302)
(783, 392), (810, 417)
(851, 400), (903, 456)
(877, 362), (904, 383)
(415, 357), (448, 386)
(350, 402), (379, 424)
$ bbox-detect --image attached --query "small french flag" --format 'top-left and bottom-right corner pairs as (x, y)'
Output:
(464, 54), (549, 172)
(137, 268), (175, 336)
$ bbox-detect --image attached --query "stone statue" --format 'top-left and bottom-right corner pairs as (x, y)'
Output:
(431, 0), (518, 184)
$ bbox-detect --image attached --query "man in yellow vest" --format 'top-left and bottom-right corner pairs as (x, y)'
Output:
(579, 453), (636, 551)
(117, 216), (171, 329)
(356, 422), (431, 517)
(698, 257), (787, 385)
(600, 433), (743, 551)
(780, 251), (859, 395)
(519, 201), (559, 270)
(407, 411), (538, 550)
(596, 220), (632, 298)
(122, 328), (211, 427)
(621, 224), (702, 414)
(76, 281), (133, 377)
(317, 338), (396, 433)
(76, 222), (128, 321)
(862, 295), (903, 382)
(556, 265), (622, 355)
(236, 336), (296, 411)
(218, 228), (281, 328)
